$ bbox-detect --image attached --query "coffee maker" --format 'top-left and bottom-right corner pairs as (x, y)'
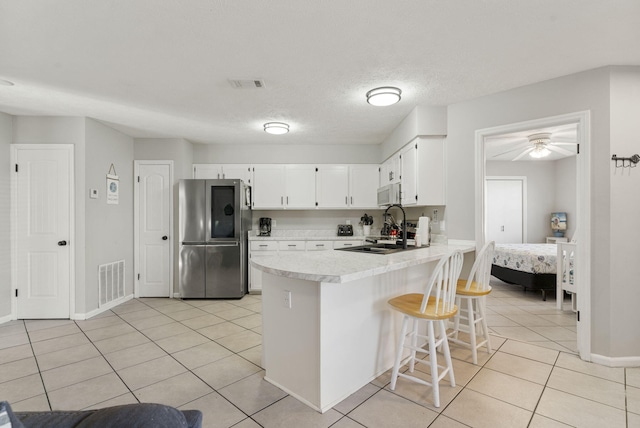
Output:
(259, 217), (272, 236)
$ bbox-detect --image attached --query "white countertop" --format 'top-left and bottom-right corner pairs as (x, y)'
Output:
(250, 241), (475, 284)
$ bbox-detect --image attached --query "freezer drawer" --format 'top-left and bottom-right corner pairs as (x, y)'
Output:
(206, 242), (244, 298)
(179, 245), (206, 298)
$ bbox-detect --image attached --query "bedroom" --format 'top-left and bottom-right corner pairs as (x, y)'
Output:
(483, 123), (578, 353)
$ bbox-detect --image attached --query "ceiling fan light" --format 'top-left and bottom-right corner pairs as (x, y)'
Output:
(529, 145), (551, 158)
(366, 87), (402, 106)
(263, 122), (289, 135)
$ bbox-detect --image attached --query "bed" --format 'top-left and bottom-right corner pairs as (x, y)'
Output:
(491, 243), (558, 300)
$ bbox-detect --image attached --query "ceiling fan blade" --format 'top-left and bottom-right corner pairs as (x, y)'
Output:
(547, 144), (575, 156)
(512, 147), (534, 161)
(490, 143), (530, 158)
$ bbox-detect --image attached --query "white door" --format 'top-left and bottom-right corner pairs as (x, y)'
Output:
(13, 145), (73, 319)
(486, 178), (524, 244)
(136, 162), (173, 297)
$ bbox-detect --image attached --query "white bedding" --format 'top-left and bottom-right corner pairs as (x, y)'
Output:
(493, 243), (557, 274)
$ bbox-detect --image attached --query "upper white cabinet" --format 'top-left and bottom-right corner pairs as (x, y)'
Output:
(193, 164), (252, 183)
(252, 164), (316, 209)
(316, 165), (349, 208)
(349, 164), (379, 208)
(396, 137), (445, 206)
(380, 155), (401, 186)
(252, 165), (287, 208)
(285, 165), (317, 208)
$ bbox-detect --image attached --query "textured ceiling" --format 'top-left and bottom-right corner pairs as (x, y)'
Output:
(1, 1), (639, 145)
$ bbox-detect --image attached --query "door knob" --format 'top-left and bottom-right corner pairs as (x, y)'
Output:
(58, 240), (67, 246)
(162, 236), (168, 240)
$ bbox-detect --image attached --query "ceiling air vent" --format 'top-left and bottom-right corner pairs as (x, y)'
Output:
(229, 79), (265, 89)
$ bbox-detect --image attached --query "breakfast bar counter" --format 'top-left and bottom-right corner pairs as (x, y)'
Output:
(251, 241), (475, 412)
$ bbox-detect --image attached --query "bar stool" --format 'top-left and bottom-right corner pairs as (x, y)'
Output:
(388, 250), (464, 408)
(448, 241), (495, 364)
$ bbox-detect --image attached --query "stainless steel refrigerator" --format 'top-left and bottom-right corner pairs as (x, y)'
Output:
(179, 179), (252, 298)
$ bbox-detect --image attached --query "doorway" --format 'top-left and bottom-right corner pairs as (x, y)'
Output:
(134, 161), (174, 298)
(475, 111), (591, 361)
(11, 144), (75, 319)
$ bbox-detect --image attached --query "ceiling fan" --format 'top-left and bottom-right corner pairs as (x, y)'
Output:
(491, 132), (577, 161)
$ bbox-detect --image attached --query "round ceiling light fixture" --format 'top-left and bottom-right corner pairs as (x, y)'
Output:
(366, 86), (402, 106)
(528, 133), (552, 158)
(263, 122), (289, 135)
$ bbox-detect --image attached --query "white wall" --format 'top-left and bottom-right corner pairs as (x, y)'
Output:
(0, 113), (12, 319)
(608, 67), (640, 357)
(85, 119), (135, 312)
(134, 138), (194, 180)
(438, 66), (636, 359)
(486, 159), (574, 243)
(192, 143), (381, 164)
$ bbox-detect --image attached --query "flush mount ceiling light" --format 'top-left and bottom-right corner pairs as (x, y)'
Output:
(263, 122), (289, 135)
(528, 133), (552, 158)
(366, 86), (402, 106)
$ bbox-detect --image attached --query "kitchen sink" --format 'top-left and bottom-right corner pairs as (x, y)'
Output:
(336, 242), (422, 255)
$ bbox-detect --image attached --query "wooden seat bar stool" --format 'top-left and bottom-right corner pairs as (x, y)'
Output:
(448, 241), (495, 364)
(388, 250), (464, 408)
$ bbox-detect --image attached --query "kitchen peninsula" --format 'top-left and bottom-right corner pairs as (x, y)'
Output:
(250, 241), (475, 412)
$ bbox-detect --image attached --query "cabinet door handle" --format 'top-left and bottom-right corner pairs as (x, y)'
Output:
(259, 244), (268, 247)
(316, 244), (324, 247)
(281, 196), (284, 205)
(350, 196), (353, 205)
(345, 196), (348, 205)
(288, 244), (296, 247)
(287, 196), (289, 205)
(343, 243), (352, 246)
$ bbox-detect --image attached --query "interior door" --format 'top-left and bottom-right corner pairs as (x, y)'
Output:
(13, 145), (73, 319)
(486, 178), (524, 244)
(137, 162), (172, 297)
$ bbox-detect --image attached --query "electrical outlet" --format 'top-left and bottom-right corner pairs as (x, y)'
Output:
(272, 219), (277, 228)
(432, 209), (439, 223)
(283, 290), (292, 309)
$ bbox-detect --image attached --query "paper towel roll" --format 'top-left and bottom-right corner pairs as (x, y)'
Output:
(418, 217), (430, 246)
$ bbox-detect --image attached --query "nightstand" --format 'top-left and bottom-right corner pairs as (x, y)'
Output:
(546, 236), (568, 244)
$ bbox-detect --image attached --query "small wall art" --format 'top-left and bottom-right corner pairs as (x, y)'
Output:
(551, 212), (567, 237)
(107, 163), (119, 205)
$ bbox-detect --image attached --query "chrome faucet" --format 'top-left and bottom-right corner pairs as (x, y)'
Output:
(384, 204), (407, 249)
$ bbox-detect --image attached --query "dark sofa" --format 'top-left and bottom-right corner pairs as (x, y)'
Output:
(1, 401), (202, 428)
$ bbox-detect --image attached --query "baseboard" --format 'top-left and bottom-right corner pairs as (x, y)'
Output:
(0, 313), (14, 325)
(173, 292), (181, 298)
(590, 353), (640, 368)
(72, 294), (134, 320)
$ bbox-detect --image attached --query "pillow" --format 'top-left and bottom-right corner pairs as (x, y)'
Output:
(0, 402), (25, 428)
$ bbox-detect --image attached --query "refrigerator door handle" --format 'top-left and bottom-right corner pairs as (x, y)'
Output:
(208, 242), (239, 247)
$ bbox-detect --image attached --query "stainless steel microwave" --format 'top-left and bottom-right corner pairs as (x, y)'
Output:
(377, 183), (401, 206)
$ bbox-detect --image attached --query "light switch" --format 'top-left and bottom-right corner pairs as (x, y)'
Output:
(90, 189), (99, 199)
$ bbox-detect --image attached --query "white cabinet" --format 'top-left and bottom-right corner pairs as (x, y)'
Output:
(193, 164), (252, 182)
(380, 137), (445, 207)
(252, 165), (286, 209)
(252, 165), (316, 209)
(399, 143), (418, 205)
(249, 241), (278, 293)
(349, 165), (379, 209)
(279, 240), (306, 251)
(285, 165), (316, 208)
(333, 240), (363, 249)
(316, 165), (349, 208)
(380, 155), (401, 186)
(306, 240), (333, 251)
(414, 137), (445, 206)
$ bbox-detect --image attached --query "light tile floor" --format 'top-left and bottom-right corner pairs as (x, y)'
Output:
(1, 283), (639, 428)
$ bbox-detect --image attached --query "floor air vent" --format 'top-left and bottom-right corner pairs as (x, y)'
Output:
(99, 260), (125, 307)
